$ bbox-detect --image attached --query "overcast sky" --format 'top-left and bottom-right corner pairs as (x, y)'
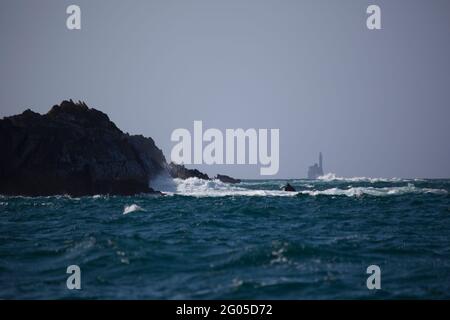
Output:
(1, 0), (449, 178)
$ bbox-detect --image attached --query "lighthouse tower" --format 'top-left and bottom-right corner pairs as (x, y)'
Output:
(319, 152), (323, 172)
(307, 152), (324, 179)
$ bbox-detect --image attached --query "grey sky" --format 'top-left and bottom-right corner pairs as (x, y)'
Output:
(1, 0), (449, 178)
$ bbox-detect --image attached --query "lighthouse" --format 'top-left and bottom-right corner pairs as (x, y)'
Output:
(319, 152), (323, 173)
(307, 152), (324, 179)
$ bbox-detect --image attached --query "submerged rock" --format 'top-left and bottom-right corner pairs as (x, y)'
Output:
(0, 100), (166, 196)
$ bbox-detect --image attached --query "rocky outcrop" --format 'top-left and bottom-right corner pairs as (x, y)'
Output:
(0, 100), (166, 196)
(282, 183), (296, 192)
(0, 100), (244, 196)
(215, 174), (241, 184)
(167, 164), (243, 184)
(167, 163), (210, 180)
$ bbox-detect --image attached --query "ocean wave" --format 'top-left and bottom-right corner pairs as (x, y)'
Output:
(239, 180), (286, 186)
(151, 176), (297, 198)
(149, 176), (448, 198)
(123, 204), (144, 215)
(173, 177), (298, 197)
(317, 172), (405, 183)
(299, 183), (448, 197)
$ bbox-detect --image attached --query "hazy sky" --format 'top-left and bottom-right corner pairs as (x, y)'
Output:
(1, 0), (449, 178)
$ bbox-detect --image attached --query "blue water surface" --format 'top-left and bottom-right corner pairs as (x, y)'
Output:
(1, 178), (449, 299)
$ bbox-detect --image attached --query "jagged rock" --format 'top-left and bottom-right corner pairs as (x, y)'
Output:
(282, 183), (296, 192)
(167, 163), (210, 180)
(215, 174), (241, 184)
(0, 100), (166, 196)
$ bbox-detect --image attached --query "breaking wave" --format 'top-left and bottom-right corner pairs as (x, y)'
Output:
(151, 176), (296, 197)
(317, 172), (405, 183)
(299, 183), (448, 197)
(150, 175), (448, 198)
(123, 204), (144, 215)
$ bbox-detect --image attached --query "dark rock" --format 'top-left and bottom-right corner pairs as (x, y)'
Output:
(215, 174), (241, 184)
(0, 100), (166, 196)
(282, 183), (296, 192)
(167, 162), (210, 180)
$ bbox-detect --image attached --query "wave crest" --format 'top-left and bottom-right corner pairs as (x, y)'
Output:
(151, 176), (296, 197)
(318, 172), (403, 183)
(300, 183), (447, 197)
(123, 204), (144, 215)
(150, 175), (448, 198)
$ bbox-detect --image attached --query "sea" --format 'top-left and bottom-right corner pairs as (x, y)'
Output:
(1, 174), (449, 299)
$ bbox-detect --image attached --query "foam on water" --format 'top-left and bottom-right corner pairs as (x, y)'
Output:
(299, 183), (448, 197)
(154, 177), (296, 197)
(123, 204), (144, 215)
(317, 172), (405, 183)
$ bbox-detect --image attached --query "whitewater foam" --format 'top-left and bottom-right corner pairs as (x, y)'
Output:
(151, 176), (296, 197)
(299, 183), (448, 197)
(174, 177), (299, 197)
(123, 204), (144, 215)
(317, 172), (404, 183)
(149, 175), (448, 198)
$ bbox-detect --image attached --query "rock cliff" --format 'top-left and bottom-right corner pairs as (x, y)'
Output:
(0, 100), (166, 196)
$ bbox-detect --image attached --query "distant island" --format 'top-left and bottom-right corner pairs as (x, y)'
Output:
(0, 100), (236, 196)
(307, 152), (324, 179)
